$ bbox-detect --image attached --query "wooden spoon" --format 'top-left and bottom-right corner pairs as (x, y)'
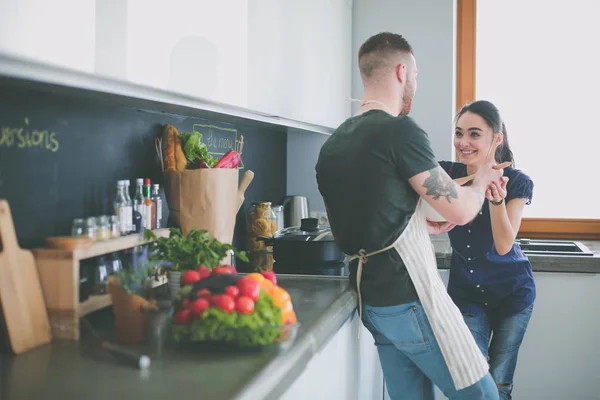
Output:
(454, 161), (512, 186)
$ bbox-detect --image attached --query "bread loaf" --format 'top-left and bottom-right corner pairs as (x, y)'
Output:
(162, 124), (187, 172)
(174, 133), (187, 171)
(162, 124), (177, 171)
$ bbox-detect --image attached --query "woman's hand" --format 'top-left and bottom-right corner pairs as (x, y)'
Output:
(427, 220), (456, 235)
(486, 176), (509, 204)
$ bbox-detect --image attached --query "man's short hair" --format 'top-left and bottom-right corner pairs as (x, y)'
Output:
(358, 32), (413, 79)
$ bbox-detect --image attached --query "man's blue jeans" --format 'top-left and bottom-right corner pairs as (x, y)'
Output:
(363, 302), (499, 400)
(463, 304), (534, 400)
(362, 301), (499, 400)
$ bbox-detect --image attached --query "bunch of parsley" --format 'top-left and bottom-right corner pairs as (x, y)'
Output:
(144, 227), (248, 272)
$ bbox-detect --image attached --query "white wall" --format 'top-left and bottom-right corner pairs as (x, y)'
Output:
(351, 0), (456, 160)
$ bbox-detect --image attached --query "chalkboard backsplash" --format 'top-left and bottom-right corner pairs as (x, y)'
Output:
(0, 78), (287, 251)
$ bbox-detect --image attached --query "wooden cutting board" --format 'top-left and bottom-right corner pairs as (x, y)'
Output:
(0, 200), (51, 354)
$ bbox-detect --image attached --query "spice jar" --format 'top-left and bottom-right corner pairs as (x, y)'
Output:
(71, 218), (85, 236)
(109, 215), (121, 239)
(97, 215), (111, 241)
(246, 202), (276, 253)
(85, 217), (97, 240)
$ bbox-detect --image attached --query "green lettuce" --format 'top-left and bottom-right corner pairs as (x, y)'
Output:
(180, 131), (218, 167)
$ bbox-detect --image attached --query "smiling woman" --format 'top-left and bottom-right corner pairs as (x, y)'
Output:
(456, 0), (600, 239)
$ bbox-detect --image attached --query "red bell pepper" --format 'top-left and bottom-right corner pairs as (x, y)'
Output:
(214, 150), (241, 169)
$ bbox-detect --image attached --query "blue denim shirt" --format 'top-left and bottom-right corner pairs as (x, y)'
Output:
(439, 161), (536, 319)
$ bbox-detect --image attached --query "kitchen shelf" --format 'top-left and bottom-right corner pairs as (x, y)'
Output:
(78, 275), (168, 318)
(79, 294), (112, 317)
(32, 228), (170, 341)
(33, 228), (170, 261)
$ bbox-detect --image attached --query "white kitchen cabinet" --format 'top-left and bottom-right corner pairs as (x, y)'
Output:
(248, 0), (352, 128)
(280, 313), (384, 400)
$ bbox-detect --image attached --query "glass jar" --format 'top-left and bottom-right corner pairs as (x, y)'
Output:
(96, 215), (111, 241)
(109, 215), (121, 239)
(85, 217), (97, 240)
(272, 205), (284, 233)
(246, 202), (276, 253)
(71, 218), (85, 236)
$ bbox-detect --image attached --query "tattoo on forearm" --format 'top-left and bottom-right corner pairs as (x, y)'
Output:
(423, 168), (458, 202)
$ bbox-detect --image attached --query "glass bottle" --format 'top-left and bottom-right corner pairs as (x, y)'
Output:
(122, 180), (134, 233)
(108, 252), (123, 274)
(133, 178), (145, 233)
(113, 181), (129, 235)
(272, 205), (284, 233)
(93, 256), (110, 295)
(143, 178), (154, 230)
(151, 184), (162, 229)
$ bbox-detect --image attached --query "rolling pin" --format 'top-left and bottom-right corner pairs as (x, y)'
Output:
(237, 170), (255, 212)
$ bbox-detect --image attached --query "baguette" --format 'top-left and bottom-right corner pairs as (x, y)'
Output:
(162, 124), (177, 171)
(174, 133), (187, 171)
(162, 124), (188, 172)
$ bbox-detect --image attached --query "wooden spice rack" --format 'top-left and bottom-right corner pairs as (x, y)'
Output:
(32, 228), (170, 340)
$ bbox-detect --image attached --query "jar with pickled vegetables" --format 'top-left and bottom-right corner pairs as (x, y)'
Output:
(246, 202), (277, 253)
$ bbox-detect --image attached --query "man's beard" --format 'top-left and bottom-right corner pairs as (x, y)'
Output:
(400, 85), (415, 115)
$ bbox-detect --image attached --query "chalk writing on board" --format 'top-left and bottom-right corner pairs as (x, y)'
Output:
(0, 118), (59, 152)
(192, 123), (244, 169)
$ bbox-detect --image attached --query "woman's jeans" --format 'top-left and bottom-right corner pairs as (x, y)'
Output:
(361, 301), (499, 400)
(463, 304), (534, 400)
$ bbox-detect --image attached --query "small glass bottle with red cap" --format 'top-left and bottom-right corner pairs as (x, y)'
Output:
(143, 178), (155, 230)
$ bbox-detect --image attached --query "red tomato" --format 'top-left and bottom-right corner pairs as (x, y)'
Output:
(189, 298), (210, 318)
(225, 285), (240, 298)
(236, 296), (255, 314)
(196, 265), (212, 280)
(212, 265), (237, 275)
(237, 277), (261, 302)
(181, 298), (190, 309)
(212, 294), (236, 313)
(260, 270), (277, 286)
(181, 270), (201, 286)
(173, 309), (191, 325)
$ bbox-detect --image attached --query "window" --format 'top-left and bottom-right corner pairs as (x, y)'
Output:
(457, 0), (600, 238)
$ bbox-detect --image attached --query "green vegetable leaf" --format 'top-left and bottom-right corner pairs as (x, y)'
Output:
(144, 227), (248, 271)
(180, 131), (219, 167)
(172, 292), (284, 347)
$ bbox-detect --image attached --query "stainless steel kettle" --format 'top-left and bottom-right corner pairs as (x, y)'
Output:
(282, 196), (309, 228)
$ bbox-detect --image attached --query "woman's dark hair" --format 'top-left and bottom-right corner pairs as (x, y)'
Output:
(455, 100), (514, 165)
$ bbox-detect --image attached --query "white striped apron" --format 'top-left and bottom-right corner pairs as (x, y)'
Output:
(350, 199), (488, 390)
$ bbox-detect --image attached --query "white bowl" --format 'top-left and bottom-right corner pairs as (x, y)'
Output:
(422, 201), (447, 222)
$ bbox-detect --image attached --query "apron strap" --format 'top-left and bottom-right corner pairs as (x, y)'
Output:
(349, 243), (397, 340)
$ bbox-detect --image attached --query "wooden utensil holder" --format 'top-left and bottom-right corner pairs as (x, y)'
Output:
(32, 229), (169, 340)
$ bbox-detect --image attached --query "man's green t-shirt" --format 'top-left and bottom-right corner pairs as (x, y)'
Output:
(316, 110), (438, 307)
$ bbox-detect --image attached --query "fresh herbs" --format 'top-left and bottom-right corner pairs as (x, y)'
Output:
(144, 227), (248, 271)
(180, 131), (218, 168)
(112, 264), (158, 298)
(171, 292), (283, 347)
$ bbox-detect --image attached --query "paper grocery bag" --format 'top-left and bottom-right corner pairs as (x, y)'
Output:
(163, 168), (239, 244)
